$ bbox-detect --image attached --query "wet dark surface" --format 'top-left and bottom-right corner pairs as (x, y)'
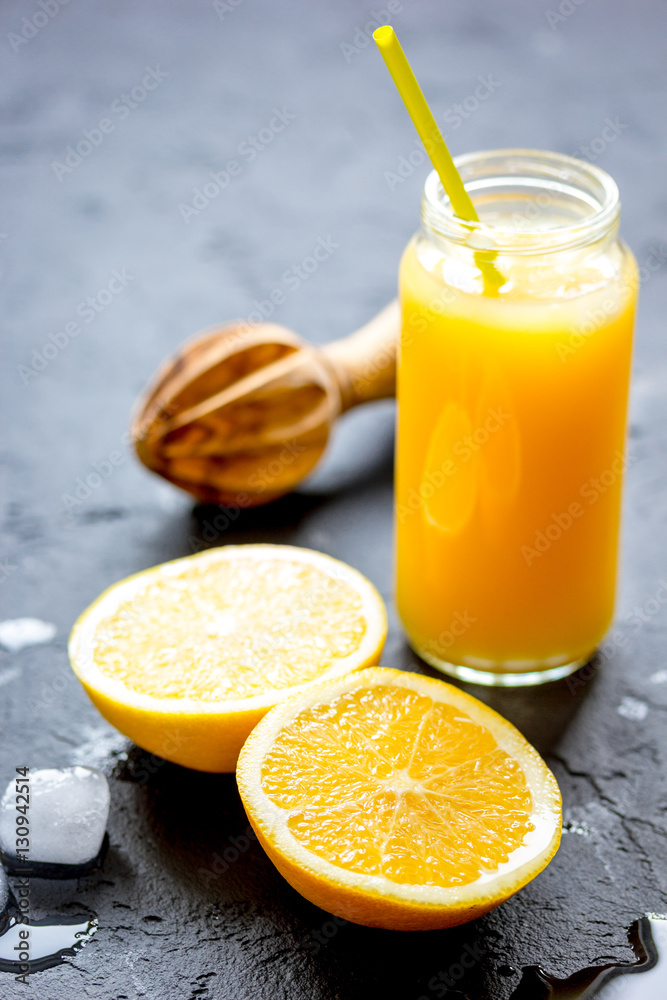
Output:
(2, 0), (667, 997)
(508, 917), (659, 999)
(0, 909), (98, 976)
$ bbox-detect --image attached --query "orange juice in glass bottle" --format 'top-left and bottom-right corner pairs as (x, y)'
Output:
(396, 150), (637, 685)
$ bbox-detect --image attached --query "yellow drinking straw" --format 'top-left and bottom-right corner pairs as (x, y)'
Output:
(373, 25), (503, 291)
(373, 25), (477, 222)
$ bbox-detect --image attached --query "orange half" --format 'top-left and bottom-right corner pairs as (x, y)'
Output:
(68, 545), (387, 772)
(237, 668), (562, 929)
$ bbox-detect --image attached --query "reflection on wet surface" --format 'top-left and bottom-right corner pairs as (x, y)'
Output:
(0, 913), (98, 975)
(511, 917), (666, 999)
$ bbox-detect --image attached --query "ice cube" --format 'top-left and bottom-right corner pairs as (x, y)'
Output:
(0, 767), (110, 871)
(0, 618), (57, 653)
(0, 864), (8, 914)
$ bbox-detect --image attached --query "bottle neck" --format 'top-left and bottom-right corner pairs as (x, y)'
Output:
(421, 149), (621, 260)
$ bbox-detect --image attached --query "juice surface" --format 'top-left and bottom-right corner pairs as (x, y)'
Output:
(396, 234), (637, 673)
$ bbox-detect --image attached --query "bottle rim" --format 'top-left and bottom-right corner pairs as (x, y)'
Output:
(421, 148), (620, 255)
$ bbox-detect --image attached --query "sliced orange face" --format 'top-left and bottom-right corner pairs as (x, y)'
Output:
(68, 545), (387, 772)
(237, 668), (561, 930)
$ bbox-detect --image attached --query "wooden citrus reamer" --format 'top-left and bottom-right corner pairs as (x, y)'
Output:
(132, 301), (399, 507)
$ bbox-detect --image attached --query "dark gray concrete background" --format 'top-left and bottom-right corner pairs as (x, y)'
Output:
(2, 1), (667, 997)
